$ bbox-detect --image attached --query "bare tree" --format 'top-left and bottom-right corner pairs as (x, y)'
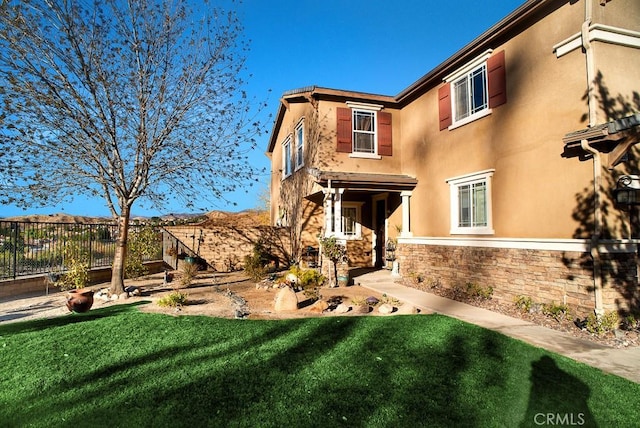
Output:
(0, 0), (266, 294)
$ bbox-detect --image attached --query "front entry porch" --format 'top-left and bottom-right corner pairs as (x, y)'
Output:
(307, 170), (417, 270)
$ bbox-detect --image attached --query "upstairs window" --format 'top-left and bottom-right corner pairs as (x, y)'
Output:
(282, 136), (292, 179)
(295, 120), (304, 170)
(336, 103), (392, 157)
(439, 50), (506, 130)
(353, 110), (375, 154)
(453, 64), (487, 122)
(446, 169), (495, 235)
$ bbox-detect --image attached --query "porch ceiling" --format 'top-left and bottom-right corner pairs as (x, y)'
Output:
(562, 113), (640, 166)
(311, 169), (418, 192)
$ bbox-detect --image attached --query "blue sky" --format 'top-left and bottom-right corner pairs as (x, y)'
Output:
(2, 0), (524, 218)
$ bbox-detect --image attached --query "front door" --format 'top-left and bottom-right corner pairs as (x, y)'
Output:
(374, 199), (386, 268)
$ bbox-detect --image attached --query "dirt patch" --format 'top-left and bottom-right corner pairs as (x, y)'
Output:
(118, 271), (404, 320)
(0, 271), (405, 325)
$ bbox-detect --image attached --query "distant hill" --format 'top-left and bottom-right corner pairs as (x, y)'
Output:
(1, 213), (113, 224)
(1, 210), (268, 226)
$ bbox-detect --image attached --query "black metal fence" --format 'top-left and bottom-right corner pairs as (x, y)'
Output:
(0, 221), (163, 280)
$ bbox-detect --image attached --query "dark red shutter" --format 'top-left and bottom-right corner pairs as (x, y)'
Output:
(488, 50), (507, 108)
(377, 111), (392, 156)
(438, 83), (452, 130)
(336, 107), (352, 153)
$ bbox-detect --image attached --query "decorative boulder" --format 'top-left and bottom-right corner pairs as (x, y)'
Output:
(95, 288), (111, 302)
(365, 296), (380, 306)
(307, 300), (329, 313)
(124, 286), (141, 296)
(334, 303), (351, 314)
(274, 287), (298, 312)
(353, 304), (371, 314)
(378, 303), (394, 314)
(397, 304), (419, 315)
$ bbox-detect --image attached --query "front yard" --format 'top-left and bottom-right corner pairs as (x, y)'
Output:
(1, 304), (639, 427)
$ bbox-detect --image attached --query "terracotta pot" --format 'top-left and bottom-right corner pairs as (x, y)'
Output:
(66, 289), (94, 313)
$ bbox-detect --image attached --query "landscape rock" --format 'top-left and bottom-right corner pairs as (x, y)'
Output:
(125, 286), (141, 296)
(396, 304), (419, 315)
(334, 303), (351, 314)
(274, 287), (298, 312)
(307, 300), (329, 313)
(366, 296), (380, 306)
(353, 304), (371, 314)
(285, 273), (299, 285)
(378, 303), (394, 314)
(95, 289), (111, 301)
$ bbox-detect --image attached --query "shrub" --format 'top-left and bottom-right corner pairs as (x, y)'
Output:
(125, 226), (159, 279)
(56, 242), (90, 291)
(425, 277), (441, 289)
(465, 282), (493, 300)
(289, 265), (325, 288)
(179, 261), (199, 288)
(585, 311), (619, 335)
(244, 242), (273, 281)
(621, 313), (640, 331)
(407, 271), (424, 285)
(542, 302), (571, 322)
(379, 293), (402, 307)
(157, 291), (188, 308)
(350, 297), (369, 307)
(289, 265), (325, 300)
(514, 295), (534, 313)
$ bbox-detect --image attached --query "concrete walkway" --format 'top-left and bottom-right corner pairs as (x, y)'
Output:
(356, 269), (640, 384)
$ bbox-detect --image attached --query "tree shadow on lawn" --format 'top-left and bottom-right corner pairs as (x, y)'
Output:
(3, 313), (607, 427)
(4, 314), (363, 427)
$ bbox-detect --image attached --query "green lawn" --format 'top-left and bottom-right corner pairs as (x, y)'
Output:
(1, 303), (638, 427)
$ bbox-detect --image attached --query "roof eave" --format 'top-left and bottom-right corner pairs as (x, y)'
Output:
(396, 0), (553, 105)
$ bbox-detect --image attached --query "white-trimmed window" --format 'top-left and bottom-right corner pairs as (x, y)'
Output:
(446, 169), (495, 235)
(336, 102), (392, 157)
(282, 136), (292, 179)
(295, 120), (304, 170)
(353, 109), (376, 154)
(452, 63), (488, 123)
(341, 204), (361, 238)
(439, 50), (506, 131)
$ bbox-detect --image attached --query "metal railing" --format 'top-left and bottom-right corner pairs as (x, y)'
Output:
(0, 221), (162, 280)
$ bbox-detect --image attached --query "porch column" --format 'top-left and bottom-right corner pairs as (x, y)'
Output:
(401, 191), (413, 237)
(324, 189), (333, 236)
(333, 188), (344, 235)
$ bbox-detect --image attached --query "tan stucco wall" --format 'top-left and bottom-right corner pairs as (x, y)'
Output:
(593, 0), (640, 30)
(400, 0), (639, 239)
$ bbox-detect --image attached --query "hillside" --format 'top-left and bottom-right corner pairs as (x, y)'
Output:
(1, 210), (268, 225)
(1, 213), (113, 224)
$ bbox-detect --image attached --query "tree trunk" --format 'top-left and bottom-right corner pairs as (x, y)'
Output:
(110, 205), (131, 295)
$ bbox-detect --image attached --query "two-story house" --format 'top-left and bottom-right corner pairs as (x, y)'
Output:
(266, 0), (640, 317)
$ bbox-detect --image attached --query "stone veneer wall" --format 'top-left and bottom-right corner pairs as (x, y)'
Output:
(397, 240), (639, 317)
(165, 225), (291, 272)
